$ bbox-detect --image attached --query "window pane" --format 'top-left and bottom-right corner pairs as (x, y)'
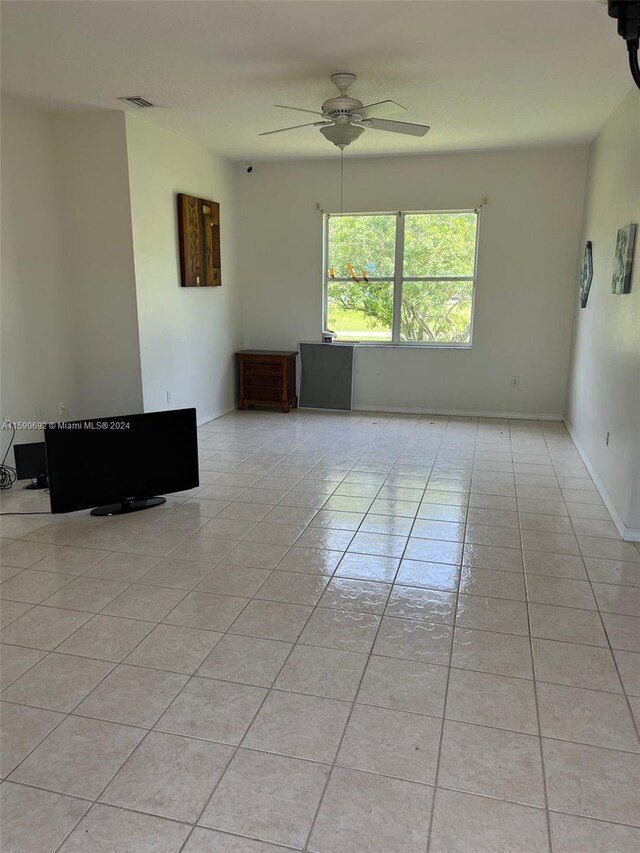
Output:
(403, 213), (477, 278)
(328, 215), (396, 279)
(400, 281), (473, 344)
(326, 280), (393, 342)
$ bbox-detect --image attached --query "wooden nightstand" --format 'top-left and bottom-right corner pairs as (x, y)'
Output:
(235, 350), (298, 413)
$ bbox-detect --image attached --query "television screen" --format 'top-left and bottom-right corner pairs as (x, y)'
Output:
(14, 442), (47, 480)
(44, 408), (199, 515)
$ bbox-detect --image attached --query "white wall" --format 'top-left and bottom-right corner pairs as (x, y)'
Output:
(53, 112), (144, 420)
(238, 147), (588, 418)
(1, 99), (241, 457)
(125, 115), (243, 424)
(0, 96), (75, 456)
(565, 90), (640, 537)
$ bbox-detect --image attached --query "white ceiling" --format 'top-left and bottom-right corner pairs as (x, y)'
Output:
(1, 0), (631, 161)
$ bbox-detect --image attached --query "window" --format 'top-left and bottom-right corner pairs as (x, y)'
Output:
(323, 210), (479, 346)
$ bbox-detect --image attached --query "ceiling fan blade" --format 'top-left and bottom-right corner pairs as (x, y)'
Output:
(274, 104), (325, 117)
(259, 121), (329, 137)
(366, 118), (430, 137)
(357, 100), (406, 119)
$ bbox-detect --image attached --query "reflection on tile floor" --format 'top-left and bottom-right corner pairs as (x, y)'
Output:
(1, 410), (640, 852)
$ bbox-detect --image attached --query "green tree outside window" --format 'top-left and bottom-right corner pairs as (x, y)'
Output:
(325, 211), (478, 344)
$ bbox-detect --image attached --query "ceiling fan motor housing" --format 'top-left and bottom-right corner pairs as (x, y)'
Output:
(321, 96), (364, 121)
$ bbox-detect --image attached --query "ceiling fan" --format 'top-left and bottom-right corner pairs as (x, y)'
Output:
(259, 73), (430, 149)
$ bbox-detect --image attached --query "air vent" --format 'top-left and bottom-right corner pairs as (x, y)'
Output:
(118, 96), (155, 108)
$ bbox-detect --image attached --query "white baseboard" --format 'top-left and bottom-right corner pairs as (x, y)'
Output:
(351, 404), (564, 421)
(564, 420), (639, 542)
(298, 406), (353, 413)
(197, 406), (234, 426)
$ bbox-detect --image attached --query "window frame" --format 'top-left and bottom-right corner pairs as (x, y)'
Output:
(322, 209), (480, 348)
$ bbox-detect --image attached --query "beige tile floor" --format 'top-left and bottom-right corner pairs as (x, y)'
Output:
(1, 410), (639, 852)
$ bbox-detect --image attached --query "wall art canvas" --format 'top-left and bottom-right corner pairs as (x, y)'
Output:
(177, 193), (221, 287)
(611, 223), (636, 295)
(580, 241), (593, 308)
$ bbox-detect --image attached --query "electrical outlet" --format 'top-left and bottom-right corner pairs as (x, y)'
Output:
(511, 376), (520, 387)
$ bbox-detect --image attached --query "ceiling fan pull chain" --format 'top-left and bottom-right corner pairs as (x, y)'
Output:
(340, 148), (344, 217)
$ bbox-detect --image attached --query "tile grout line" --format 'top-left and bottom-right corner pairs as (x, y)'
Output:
(424, 414), (475, 853)
(521, 419), (555, 853)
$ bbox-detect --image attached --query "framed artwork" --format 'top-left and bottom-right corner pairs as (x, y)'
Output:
(177, 193), (221, 287)
(611, 223), (636, 295)
(580, 241), (593, 308)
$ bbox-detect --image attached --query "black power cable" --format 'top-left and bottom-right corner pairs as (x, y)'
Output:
(628, 42), (640, 88)
(0, 512), (52, 515)
(0, 424), (17, 490)
(609, 1), (640, 90)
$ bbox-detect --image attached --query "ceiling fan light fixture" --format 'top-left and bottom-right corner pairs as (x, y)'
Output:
(319, 123), (365, 149)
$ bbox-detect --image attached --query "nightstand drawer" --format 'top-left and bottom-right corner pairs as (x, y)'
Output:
(244, 374), (282, 389)
(242, 361), (282, 376)
(245, 386), (283, 401)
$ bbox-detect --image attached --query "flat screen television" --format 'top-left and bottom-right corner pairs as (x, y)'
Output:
(44, 408), (199, 515)
(14, 441), (48, 490)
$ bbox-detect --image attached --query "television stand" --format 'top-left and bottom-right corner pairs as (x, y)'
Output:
(24, 474), (49, 490)
(90, 497), (166, 517)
